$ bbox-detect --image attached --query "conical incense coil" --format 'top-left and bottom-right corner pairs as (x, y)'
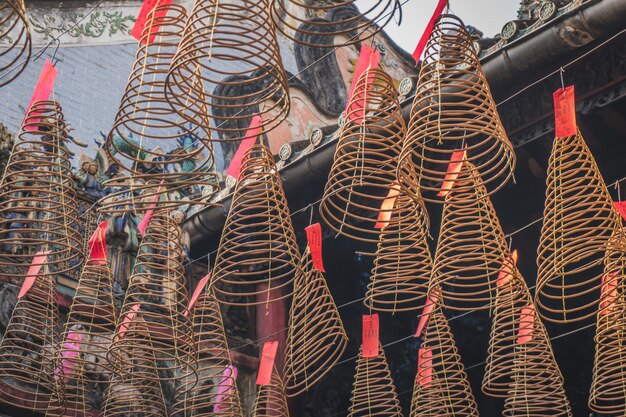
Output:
(536, 130), (626, 324)
(430, 161), (509, 311)
(320, 68), (405, 244)
(365, 193), (432, 313)
(269, 0), (402, 48)
(107, 210), (196, 381)
(0, 0), (31, 87)
(0, 100), (83, 278)
(253, 366), (290, 417)
(99, 4), (219, 215)
(172, 292), (244, 417)
(166, 0), (289, 142)
(397, 14), (515, 203)
(209, 144), (301, 306)
(284, 247), (348, 397)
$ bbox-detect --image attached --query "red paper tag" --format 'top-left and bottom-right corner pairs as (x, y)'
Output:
(88, 221), (108, 265)
(131, 0), (173, 44)
(226, 115), (263, 179)
(438, 149), (467, 197)
(137, 185), (162, 235)
(600, 271), (619, 315)
(375, 183), (401, 229)
(553, 86), (577, 137)
(497, 250), (519, 287)
(517, 304), (535, 344)
(118, 304), (141, 339)
(362, 314), (380, 358)
(256, 340), (279, 385)
(185, 272), (211, 317)
(412, 0), (448, 63)
(614, 201), (626, 222)
(346, 45), (381, 123)
(415, 289), (440, 338)
(215, 365), (238, 412)
(18, 250), (51, 298)
(23, 59), (58, 130)
(305, 223), (325, 272)
(55, 331), (83, 382)
(418, 347), (433, 386)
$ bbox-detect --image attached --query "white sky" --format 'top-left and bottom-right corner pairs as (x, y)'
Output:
(359, 0), (521, 52)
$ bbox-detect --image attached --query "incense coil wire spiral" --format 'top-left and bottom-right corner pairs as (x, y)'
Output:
(348, 343), (403, 417)
(166, 0), (290, 142)
(365, 193), (432, 313)
(0, 100), (83, 278)
(107, 210), (197, 381)
(269, 0), (402, 48)
(172, 292), (244, 417)
(0, 0), (31, 87)
(397, 14), (515, 203)
(320, 68), (405, 244)
(430, 161), (509, 311)
(99, 4), (219, 215)
(411, 307), (478, 417)
(252, 366), (290, 417)
(284, 247), (348, 397)
(209, 144), (301, 306)
(536, 130), (626, 324)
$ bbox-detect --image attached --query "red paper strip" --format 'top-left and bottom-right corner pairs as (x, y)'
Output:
(18, 250), (51, 298)
(131, 0), (173, 44)
(600, 271), (619, 315)
(375, 183), (401, 229)
(418, 347), (433, 386)
(118, 304), (141, 339)
(412, 0), (448, 63)
(55, 331), (84, 382)
(346, 44), (381, 123)
(517, 304), (535, 344)
(614, 201), (626, 222)
(305, 223), (325, 272)
(497, 250), (519, 287)
(438, 149), (467, 197)
(226, 115), (263, 179)
(214, 365), (238, 412)
(22, 59), (58, 130)
(88, 220), (108, 264)
(362, 314), (380, 358)
(256, 340), (279, 385)
(137, 185), (163, 235)
(553, 85), (577, 137)
(185, 272), (211, 317)
(415, 289), (440, 338)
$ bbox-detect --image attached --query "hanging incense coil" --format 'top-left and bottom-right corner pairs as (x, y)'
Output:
(269, 0), (402, 48)
(253, 366), (290, 417)
(536, 129), (626, 324)
(430, 161), (509, 311)
(209, 144), (301, 306)
(397, 14), (515, 203)
(166, 0), (289, 142)
(320, 68), (405, 244)
(365, 193), (432, 313)
(0, 0), (31, 87)
(411, 306), (478, 417)
(284, 247), (348, 397)
(0, 100), (83, 278)
(99, 4), (219, 215)
(348, 343), (403, 417)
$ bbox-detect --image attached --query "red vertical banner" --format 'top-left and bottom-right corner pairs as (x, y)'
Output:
(305, 223), (325, 272)
(346, 44), (381, 122)
(415, 289), (440, 338)
(23, 59), (58, 129)
(553, 85), (577, 137)
(438, 149), (467, 197)
(614, 201), (626, 221)
(215, 365), (238, 412)
(362, 314), (380, 358)
(418, 347), (433, 386)
(517, 304), (535, 344)
(226, 115), (263, 179)
(496, 250), (519, 287)
(185, 272), (211, 317)
(412, 0), (448, 63)
(55, 331), (84, 382)
(600, 271), (619, 315)
(88, 220), (109, 264)
(137, 185), (163, 235)
(18, 250), (51, 298)
(375, 183), (401, 229)
(131, 0), (173, 44)
(256, 340), (279, 385)
(118, 304), (141, 339)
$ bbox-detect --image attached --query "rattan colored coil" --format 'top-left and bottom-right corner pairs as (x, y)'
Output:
(430, 161), (509, 311)
(365, 193), (432, 313)
(208, 144), (300, 306)
(284, 246), (348, 397)
(411, 307), (478, 417)
(536, 129), (626, 324)
(320, 68), (405, 244)
(397, 14), (515, 203)
(0, 0), (31, 87)
(253, 366), (290, 417)
(0, 100), (83, 278)
(269, 0), (401, 48)
(166, 0), (289, 142)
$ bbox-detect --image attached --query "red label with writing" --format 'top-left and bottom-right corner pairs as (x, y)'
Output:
(375, 183), (401, 229)
(412, 0), (448, 63)
(18, 250), (51, 298)
(88, 221), (109, 265)
(226, 115), (263, 179)
(600, 271), (618, 315)
(256, 340), (279, 385)
(496, 250), (518, 287)
(131, 0), (173, 44)
(346, 44), (381, 123)
(138, 184), (163, 235)
(553, 86), (577, 137)
(185, 272), (211, 317)
(418, 347), (433, 386)
(517, 304), (535, 344)
(23, 59), (58, 130)
(118, 304), (141, 339)
(415, 289), (440, 338)
(55, 331), (84, 382)
(362, 314), (380, 358)
(305, 223), (325, 272)
(438, 149), (467, 197)
(215, 365), (238, 412)
(614, 201), (626, 222)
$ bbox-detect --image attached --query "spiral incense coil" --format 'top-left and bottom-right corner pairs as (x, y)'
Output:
(107, 210), (197, 381)
(0, 100), (83, 278)
(172, 292), (244, 417)
(166, 0), (289, 142)
(320, 68), (405, 244)
(411, 307), (478, 417)
(209, 144), (301, 306)
(0, 0), (31, 87)
(284, 247), (348, 397)
(430, 161), (509, 311)
(348, 343), (403, 417)
(253, 366), (290, 417)
(397, 14), (515, 203)
(365, 193), (432, 313)
(536, 130), (626, 324)
(269, 0), (401, 48)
